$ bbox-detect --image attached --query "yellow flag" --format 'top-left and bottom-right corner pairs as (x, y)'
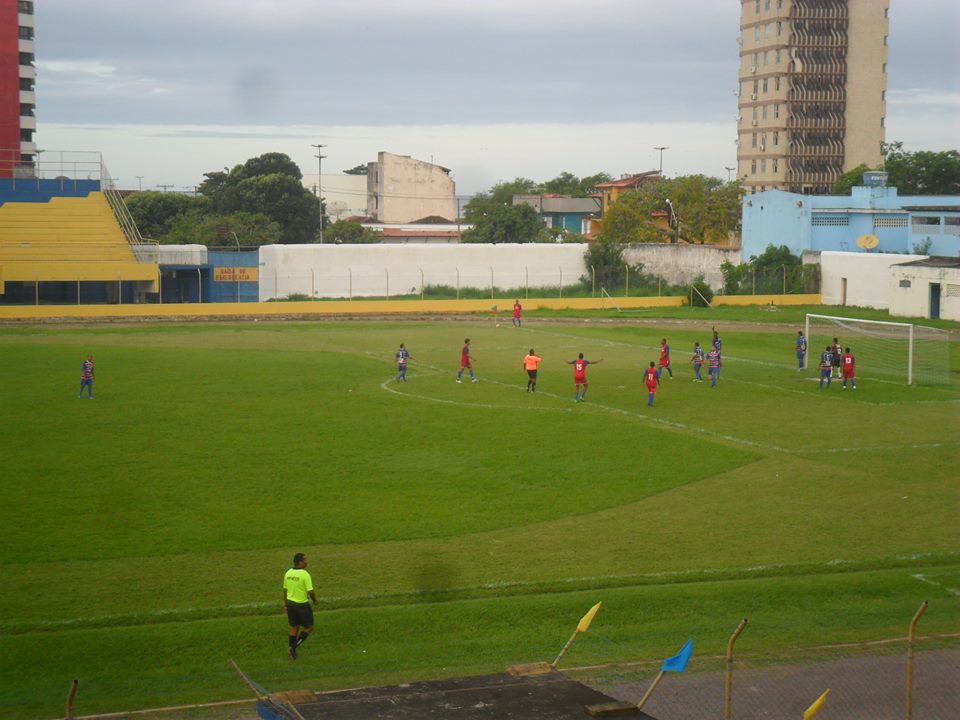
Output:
(803, 689), (830, 720)
(577, 602), (602, 633)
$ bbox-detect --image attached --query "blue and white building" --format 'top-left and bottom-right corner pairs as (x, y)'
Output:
(741, 172), (960, 260)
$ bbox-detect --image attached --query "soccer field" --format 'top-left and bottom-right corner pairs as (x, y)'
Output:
(0, 316), (957, 718)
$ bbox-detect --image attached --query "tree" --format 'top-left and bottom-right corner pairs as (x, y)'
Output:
(342, 164), (369, 175)
(124, 191), (199, 239)
(326, 220), (380, 244)
(161, 211), (282, 247)
(543, 171), (612, 197)
(461, 203), (548, 243)
(883, 142), (960, 195)
(599, 175), (741, 245)
(832, 163), (872, 195)
(721, 244), (818, 295)
(582, 239), (640, 289)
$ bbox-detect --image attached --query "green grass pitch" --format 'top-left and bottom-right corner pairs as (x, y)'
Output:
(0, 314), (957, 717)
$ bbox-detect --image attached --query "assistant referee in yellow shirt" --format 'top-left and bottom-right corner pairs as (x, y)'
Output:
(283, 553), (318, 659)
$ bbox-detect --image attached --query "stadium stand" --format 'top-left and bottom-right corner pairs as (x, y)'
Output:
(0, 158), (159, 303)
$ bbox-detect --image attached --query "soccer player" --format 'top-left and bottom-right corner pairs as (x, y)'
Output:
(283, 553), (318, 660)
(712, 328), (723, 380)
(78, 354), (95, 399)
(841, 347), (857, 390)
(795, 331), (807, 370)
(456, 338), (477, 383)
(512, 300), (522, 328)
(568, 353), (602, 403)
(818, 345), (833, 390)
(658, 338), (673, 379)
(522, 348), (543, 392)
(707, 347), (720, 387)
(644, 361), (659, 406)
(831, 337), (843, 378)
(691, 342), (704, 382)
(395, 343), (414, 382)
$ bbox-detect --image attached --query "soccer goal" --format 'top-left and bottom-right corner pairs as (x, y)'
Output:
(805, 313), (950, 386)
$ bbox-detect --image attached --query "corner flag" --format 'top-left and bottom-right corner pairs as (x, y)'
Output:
(661, 639), (693, 673)
(803, 689), (830, 719)
(577, 602), (602, 633)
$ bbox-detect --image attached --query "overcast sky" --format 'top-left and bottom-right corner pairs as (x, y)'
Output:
(33, 0), (960, 194)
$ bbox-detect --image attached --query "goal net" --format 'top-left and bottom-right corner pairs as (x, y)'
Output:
(805, 314), (950, 386)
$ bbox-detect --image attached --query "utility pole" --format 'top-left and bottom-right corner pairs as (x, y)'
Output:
(311, 143), (327, 244)
(654, 146), (668, 175)
(136, 175), (144, 191)
(725, 166), (736, 182)
(156, 184), (175, 192)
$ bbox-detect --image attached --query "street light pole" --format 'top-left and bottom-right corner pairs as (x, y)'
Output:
(136, 175), (144, 191)
(311, 143), (327, 244)
(724, 166), (736, 182)
(654, 146), (668, 175)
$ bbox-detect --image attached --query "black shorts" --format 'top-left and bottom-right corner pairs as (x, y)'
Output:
(527, 370), (537, 379)
(286, 601), (314, 628)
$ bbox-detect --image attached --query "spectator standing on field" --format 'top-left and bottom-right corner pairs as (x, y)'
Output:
(691, 342), (704, 382)
(644, 361), (659, 406)
(522, 349), (543, 392)
(795, 331), (807, 370)
(842, 347), (857, 390)
(283, 553), (318, 660)
(512, 300), (522, 328)
(568, 353), (602, 403)
(456, 338), (477, 383)
(395, 343), (413, 382)
(78, 354), (95, 399)
(819, 346), (833, 390)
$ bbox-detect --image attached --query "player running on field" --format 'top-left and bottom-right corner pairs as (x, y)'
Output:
(567, 353), (603, 403)
(395, 343), (414, 382)
(644, 361), (659, 406)
(795, 331), (807, 370)
(456, 338), (477, 383)
(691, 342), (705, 382)
(512, 300), (522, 328)
(658, 338), (673, 379)
(818, 345), (833, 390)
(707, 347), (721, 388)
(841, 347), (857, 390)
(831, 337), (843, 378)
(712, 328), (723, 380)
(522, 349), (543, 392)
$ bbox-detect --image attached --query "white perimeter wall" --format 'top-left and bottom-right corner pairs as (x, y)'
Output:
(258, 243), (741, 300)
(820, 251), (927, 309)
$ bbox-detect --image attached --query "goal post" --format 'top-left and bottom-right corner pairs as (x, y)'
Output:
(804, 313), (950, 386)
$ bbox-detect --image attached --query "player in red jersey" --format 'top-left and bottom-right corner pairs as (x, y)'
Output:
(644, 361), (659, 406)
(456, 338), (477, 383)
(841, 347), (857, 390)
(512, 300), (522, 328)
(658, 338), (673, 379)
(567, 353), (603, 403)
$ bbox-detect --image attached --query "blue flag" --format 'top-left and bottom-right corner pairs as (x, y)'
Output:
(661, 639), (693, 673)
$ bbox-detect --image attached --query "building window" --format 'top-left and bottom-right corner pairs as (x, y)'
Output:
(874, 217), (908, 228)
(20, 129), (33, 142)
(19, 52), (34, 65)
(761, 132), (767, 147)
(764, 50), (769, 65)
(754, 52), (759, 67)
(774, 103), (780, 119)
(777, 21), (782, 36)
(911, 216), (941, 232)
(762, 105), (768, 120)
(883, 63), (887, 74)
(773, 131), (779, 146)
(755, 0), (760, 13)
(763, 78), (768, 93)
(752, 106), (758, 120)
(765, 23), (772, 38)
(765, 0), (771, 9)
(944, 216), (960, 236)
(761, 159), (767, 173)
(752, 133), (757, 148)
(880, 116), (885, 128)
(755, 26), (761, 41)
(776, 48), (781, 63)
(18, 26), (34, 40)
(899, 279), (911, 288)
(751, 160), (757, 174)
(754, 79), (759, 94)
(19, 77), (34, 91)
(19, 103), (34, 116)
(773, 159), (779, 173)
(884, 35), (888, 46)
(18, 1), (33, 13)
(775, 76), (781, 91)
(812, 216), (850, 227)
(777, 0), (782, 7)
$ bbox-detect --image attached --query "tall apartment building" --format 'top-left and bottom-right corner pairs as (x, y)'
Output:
(737, 0), (888, 195)
(0, 0), (36, 176)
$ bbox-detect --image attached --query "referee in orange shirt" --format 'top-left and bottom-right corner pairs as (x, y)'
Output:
(523, 349), (543, 392)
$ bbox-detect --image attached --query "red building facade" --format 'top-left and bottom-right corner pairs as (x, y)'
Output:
(0, 0), (36, 177)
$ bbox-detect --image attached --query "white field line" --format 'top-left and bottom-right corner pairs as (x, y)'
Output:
(911, 573), (960, 597)
(34, 553), (959, 630)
